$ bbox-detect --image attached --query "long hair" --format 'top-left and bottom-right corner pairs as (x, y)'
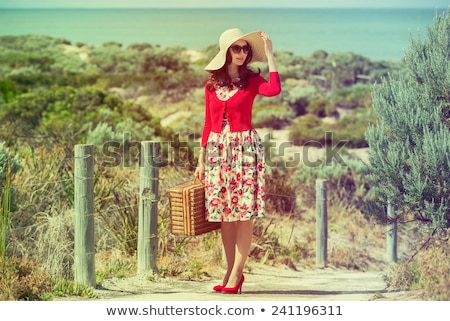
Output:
(206, 43), (260, 91)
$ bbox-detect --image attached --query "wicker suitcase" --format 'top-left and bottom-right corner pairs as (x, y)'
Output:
(168, 179), (220, 236)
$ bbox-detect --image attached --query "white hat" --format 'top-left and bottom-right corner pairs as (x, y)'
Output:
(204, 28), (266, 71)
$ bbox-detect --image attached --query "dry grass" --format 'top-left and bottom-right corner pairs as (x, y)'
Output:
(384, 228), (450, 300)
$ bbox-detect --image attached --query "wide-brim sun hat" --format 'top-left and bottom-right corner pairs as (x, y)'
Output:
(204, 28), (266, 71)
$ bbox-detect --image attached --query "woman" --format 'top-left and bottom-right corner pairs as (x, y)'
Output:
(194, 28), (281, 294)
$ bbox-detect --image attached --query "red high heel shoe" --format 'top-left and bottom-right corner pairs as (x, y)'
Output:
(221, 275), (245, 294)
(212, 284), (224, 292)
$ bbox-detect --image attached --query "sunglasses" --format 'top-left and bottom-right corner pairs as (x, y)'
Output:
(230, 44), (250, 54)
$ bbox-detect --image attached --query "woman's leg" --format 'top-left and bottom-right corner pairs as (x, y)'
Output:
(220, 222), (237, 285)
(224, 219), (253, 287)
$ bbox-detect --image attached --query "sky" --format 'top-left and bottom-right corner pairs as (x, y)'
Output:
(0, 0), (448, 9)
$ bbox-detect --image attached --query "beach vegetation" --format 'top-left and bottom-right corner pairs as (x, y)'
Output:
(0, 9), (448, 300)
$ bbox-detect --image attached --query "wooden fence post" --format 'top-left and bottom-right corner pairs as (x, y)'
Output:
(137, 141), (160, 274)
(74, 144), (96, 287)
(387, 200), (398, 263)
(316, 179), (328, 268)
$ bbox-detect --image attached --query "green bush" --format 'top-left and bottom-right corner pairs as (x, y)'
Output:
(365, 9), (450, 229)
(288, 107), (375, 148)
(1, 85), (171, 144)
(282, 84), (318, 116)
(293, 154), (369, 208)
(288, 114), (325, 145)
(332, 84), (372, 109)
(86, 122), (123, 147)
(334, 108), (376, 148)
(265, 164), (297, 214)
(307, 97), (335, 117)
(0, 79), (18, 104)
(253, 101), (294, 129)
(0, 36), (100, 89)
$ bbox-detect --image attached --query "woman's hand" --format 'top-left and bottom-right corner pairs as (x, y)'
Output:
(194, 147), (206, 181)
(260, 32), (273, 57)
(194, 163), (205, 181)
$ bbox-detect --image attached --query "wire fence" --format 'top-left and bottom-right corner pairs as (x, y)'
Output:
(0, 142), (402, 288)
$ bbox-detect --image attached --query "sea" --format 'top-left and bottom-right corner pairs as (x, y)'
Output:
(0, 8), (445, 62)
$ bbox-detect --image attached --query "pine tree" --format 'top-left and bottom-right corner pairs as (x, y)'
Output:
(364, 9), (450, 229)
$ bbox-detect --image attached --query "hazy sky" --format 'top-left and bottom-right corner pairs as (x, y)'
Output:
(1, 0), (448, 9)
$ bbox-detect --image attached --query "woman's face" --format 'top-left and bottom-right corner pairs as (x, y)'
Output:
(228, 39), (249, 67)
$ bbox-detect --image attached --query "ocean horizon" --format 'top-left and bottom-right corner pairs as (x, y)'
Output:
(0, 8), (443, 61)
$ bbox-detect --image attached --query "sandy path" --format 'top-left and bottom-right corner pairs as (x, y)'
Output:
(92, 264), (407, 301)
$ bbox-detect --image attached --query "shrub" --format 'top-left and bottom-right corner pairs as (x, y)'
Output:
(415, 229), (450, 300)
(0, 256), (53, 301)
(293, 154), (369, 208)
(265, 164), (297, 214)
(332, 84), (372, 109)
(288, 114), (323, 145)
(282, 83), (318, 116)
(334, 108), (376, 148)
(307, 97), (335, 117)
(384, 228), (450, 300)
(365, 9), (450, 229)
(0, 79), (18, 104)
(253, 101), (294, 129)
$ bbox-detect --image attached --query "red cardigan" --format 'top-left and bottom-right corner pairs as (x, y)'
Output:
(201, 72), (282, 147)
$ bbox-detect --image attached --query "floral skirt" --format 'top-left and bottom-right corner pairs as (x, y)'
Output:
(205, 122), (266, 222)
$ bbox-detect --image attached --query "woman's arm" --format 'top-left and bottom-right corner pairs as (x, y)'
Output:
(261, 32), (277, 72)
(201, 86), (212, 148)
(256, 32), (281, 96)
(195, 86), (210, 181)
